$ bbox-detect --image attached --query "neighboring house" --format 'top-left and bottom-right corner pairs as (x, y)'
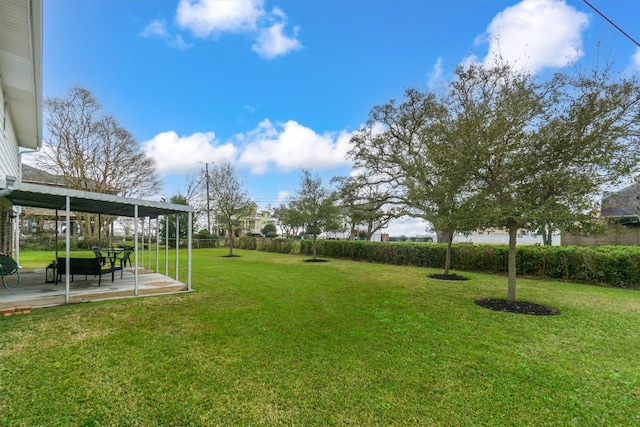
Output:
(240, 210), (277, 236)
(21, 163), (65, 187)
(20, 164), (77, 236)
(561, 183), (640, 246)
(599, 183), (639, 226)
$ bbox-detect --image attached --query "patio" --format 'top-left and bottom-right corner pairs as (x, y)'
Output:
(0, 267), (190, 309)
(2, 181), (194, 309)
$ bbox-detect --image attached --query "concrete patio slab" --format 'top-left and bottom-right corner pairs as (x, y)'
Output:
(0, 267), (190, 309)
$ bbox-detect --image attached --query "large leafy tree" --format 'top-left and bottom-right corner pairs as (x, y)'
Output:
(272, 204), (304, 238)
(333, 175), (404, 241)
(207, 162), (254, 256)
(349, 88), (482, 275)
(452, 63), (640, 302)
(289, 169), (342, 260)
(350, 62), (640, 303)
(38, 85), (161, 239)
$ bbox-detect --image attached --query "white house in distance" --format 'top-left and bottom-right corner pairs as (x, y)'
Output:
(1, 0), (195, 305)
(240, 210), (277, 235)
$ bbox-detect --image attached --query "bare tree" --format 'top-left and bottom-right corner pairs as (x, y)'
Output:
(207, 162), (254, 256)
(37, 85), (161, 239)
(288, 169), (342, 260)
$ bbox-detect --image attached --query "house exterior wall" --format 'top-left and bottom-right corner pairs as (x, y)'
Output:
(0, 80), (20, 187)
(239, 210), (276, 235)
(0, 78), (20, 253)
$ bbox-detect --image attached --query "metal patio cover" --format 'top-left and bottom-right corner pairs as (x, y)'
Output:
(6, 182), (192, 218)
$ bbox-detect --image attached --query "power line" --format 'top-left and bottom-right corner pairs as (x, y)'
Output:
(583, 0), (640, 48)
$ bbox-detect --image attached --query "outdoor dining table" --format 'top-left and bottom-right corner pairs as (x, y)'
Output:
(103, 248), (125, 265)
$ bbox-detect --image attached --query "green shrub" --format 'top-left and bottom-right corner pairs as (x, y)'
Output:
(252, 239), (640, 289)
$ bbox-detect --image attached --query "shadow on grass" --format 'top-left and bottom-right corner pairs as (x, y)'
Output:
(475, 298), (561, 316)
(303, 259), (328, 263)
(428, 273), (469, 281)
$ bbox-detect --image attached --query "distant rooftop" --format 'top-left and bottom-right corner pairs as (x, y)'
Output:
(601, 183), (639, 218)
(21, 163), (66, 186)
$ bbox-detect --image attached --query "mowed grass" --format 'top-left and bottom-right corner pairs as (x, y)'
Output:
(2, 249), (640, 426)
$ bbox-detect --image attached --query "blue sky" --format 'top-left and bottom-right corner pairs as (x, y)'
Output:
(41, 0), (640, 235)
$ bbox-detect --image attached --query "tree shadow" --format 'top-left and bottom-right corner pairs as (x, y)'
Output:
(428, 273), (469, 281)
(475, 298), (561, 316)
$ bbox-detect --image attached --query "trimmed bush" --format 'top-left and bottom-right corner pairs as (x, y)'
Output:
(260, 239), (640, 289)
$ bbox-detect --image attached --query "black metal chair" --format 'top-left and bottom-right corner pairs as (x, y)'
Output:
(91, 246), (106, 266)
(118, 247), (133, 268)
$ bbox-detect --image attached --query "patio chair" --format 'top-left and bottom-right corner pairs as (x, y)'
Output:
(118, 247), (133, 268)
(0, 253), (21, 289)
(91, 246), (106, 266)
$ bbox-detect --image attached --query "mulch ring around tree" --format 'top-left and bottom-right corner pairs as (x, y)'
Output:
(303, 259), (329, 263)
(475, 298), (561, 316)
(221, 255), (241, 258)
(428, 273), (469, 281)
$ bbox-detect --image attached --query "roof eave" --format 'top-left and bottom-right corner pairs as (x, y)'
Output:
(1, 0), (43, 150)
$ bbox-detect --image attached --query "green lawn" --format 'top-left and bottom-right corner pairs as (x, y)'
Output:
(2, 248), (639, 425)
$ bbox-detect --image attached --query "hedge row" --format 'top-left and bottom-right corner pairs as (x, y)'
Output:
(230, 237), (640, 288)
(235, 237), (301, 254)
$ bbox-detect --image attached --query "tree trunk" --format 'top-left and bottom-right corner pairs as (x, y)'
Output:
(507, 226), (517, 303)
(444, 231), (453, 276)
(228, 227), (234, 256)
(543, 224), (553, 246)
(436, 230), (450, 244)
(312, 234), (318, 260)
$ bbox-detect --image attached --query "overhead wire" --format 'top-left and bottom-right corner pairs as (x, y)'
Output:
(583, 0), (640, 48)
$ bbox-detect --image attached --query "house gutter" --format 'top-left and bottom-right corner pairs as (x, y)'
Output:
(0, 176), (16, 196)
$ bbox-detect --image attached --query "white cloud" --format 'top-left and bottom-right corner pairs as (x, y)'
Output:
(142, 131), (236, 174)
(252, 22), (302, 59)
(276, 190), (289, 204)
(143, 120), (354, 177)
(427, 57), (444, 90)
(173, 0), (301, 59)
(141, 19), (193, 50)
(475, 0), (589, 73)
(384, 216), (432, 237)
(176, 0), (264, 36)
(237, 119), (352, 174)
(142, 20), (170, 38)
(633, 47), (640, 70)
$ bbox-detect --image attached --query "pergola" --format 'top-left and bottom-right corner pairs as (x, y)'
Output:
(4, 181), (193, 304)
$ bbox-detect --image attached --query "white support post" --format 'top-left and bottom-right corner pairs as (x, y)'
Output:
(148, 217), (152, 270)
(141, 218), (145, 269)
(65, 196), (71, 304)
(165, 215), (169, 276)
(155, 217), (159, 273)
(14, 206), (21, 267)
(175, 215), (179, 281)
(188, 211), (192, 291)
(134, 205), (139, 296)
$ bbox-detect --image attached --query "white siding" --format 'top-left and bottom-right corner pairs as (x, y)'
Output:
(0, 82), (20, 187)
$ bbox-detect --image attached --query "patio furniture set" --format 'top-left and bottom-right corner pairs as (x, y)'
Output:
(47, 247), (134, 287)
